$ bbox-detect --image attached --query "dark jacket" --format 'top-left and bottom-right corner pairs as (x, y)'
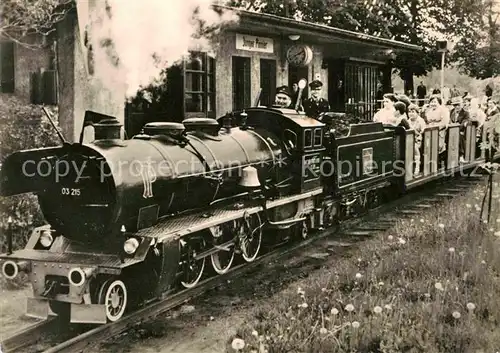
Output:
(303, 97), (330, 119)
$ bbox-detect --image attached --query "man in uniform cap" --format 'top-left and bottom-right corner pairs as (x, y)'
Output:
(272, 85), (293, 108)
(303, 80), (330, 119)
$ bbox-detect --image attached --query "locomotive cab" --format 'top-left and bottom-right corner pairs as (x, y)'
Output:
(218, 108), (326, 195)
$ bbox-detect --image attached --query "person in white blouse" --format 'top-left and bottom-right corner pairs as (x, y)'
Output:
(466, 97), (486, 130)
(373, 93), (398, 124)
(423, 95), (450, 166)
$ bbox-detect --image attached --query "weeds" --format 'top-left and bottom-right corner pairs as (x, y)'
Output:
(229, 179), (500, 353)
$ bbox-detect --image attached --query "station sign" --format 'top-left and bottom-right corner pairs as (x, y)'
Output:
(235, 33), (274, 53)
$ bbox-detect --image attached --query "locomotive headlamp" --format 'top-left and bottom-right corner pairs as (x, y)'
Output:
(39, 230), (53, 248)
(124, 237), (140, 255)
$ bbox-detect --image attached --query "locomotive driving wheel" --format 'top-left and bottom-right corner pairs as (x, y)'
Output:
(180, 236), (206, 288)
(210, 222), (236, 275)
(238, 212), (263, 263)
(97, 278), (128, 322)
(299, 220), (309, 240)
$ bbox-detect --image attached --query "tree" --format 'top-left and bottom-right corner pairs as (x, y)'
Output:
(226, 0), (485, 91)
(0, 0), (74, 47)
(450, 0), (500, 79)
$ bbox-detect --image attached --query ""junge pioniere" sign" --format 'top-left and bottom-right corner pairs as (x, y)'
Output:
(235, 34), (274, 53)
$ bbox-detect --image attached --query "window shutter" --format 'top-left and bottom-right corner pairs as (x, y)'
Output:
(43, 70), (58, 105)
(1, 42), (15, 93)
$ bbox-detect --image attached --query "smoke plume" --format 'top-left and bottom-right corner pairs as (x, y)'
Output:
(86, 0), (238, 98)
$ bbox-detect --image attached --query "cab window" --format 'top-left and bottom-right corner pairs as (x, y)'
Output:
(304, 129), (312, 148)
(314, 128), (322, 147)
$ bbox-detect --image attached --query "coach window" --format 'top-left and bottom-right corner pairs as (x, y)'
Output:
(304, 129), (313, 148)
(184, 52), (216, 118)
(314, 128), (322, 147)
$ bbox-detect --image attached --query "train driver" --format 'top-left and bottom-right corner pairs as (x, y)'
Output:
(273, 86), (293, 108)
(303, 80), (330, 119)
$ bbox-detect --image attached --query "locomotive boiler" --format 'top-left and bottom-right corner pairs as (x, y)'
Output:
(1, 113), (284, 244)
(0, 111), (296, 323)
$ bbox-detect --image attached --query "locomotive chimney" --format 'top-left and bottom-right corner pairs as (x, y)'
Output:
(240, 110), (248, 130)
(223, 112), (232, 132)
(94, 117), (123, 140)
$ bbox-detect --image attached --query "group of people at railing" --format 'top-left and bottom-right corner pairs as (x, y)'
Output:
(373, 92), (500, 175)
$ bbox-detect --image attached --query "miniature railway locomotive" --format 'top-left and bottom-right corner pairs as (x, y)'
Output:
(0, 106), (497, 324)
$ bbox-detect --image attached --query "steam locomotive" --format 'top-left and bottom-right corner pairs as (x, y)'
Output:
(0, 106), (495, 324)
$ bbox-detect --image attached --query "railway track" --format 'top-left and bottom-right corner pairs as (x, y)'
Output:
(0, 173), (488, 353)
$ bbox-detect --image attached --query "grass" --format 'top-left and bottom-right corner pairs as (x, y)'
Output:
(228, 176), (500, 353)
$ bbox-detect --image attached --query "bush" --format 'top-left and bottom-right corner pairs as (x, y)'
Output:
(0, 94), (60, 252)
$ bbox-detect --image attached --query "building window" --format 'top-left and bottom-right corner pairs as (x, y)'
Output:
(232, 56), (251, 111)
(183, 52), (216, 118)
(345, 62), (379, 121)
(259, 59), (276, 107)
(0, 41), (15, 93)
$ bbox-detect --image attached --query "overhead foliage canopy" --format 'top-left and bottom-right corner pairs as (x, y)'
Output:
(449, 0), (500, 79)
(0, 0), (74, 46)
(226, 0), (493, 82)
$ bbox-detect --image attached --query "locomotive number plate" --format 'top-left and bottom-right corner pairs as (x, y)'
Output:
(362, 148), (374, 175)
(61, 187), (81, 196)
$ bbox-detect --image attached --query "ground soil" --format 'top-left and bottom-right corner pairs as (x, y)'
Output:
(0, 283), (40, 339)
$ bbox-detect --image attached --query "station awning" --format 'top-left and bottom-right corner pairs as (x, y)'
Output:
(215, 5), (421, 54)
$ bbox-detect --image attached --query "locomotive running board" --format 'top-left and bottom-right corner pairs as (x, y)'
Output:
(136, 188), (324, 243)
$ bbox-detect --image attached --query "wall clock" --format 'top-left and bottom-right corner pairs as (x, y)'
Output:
(286, 44), (313, 66)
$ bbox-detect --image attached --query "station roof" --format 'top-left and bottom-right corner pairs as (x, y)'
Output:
(215, 5), (421, 53)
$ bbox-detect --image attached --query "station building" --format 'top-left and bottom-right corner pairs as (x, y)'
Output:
(125, 5), (420, 135)
(1, 2), (420, 142)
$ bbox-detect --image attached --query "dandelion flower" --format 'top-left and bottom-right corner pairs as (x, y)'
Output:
(373, 306), (383, 314)
(438, 223), (445, 229)
(452, 311), (461, 319)
(297, 287), (305, 296)
(345, 304), (355, 312)
(331, 308), (339, 315)
(319, 327), (328, 334)
(357, 257), (362, 262)
(351, 321), (360, 328)
(466, 204), (472, 208)
(298, 303), (308, 308)
(355, 273), (362, 279)
(388, 235), (394, 241)
(466, 303), (476, 311)
(420, 218), (425, 223)
(435, 282), (444, 291)
(481, 260), (486, 265)
(398, 238), (406, 245)
(449, 247), (455, 253)
(321, 287), (327, 292)
(378, 281), (384, 286)
(251, 330), (259, 337)
(231, 338), (246, 350)
(384, 304), (392, 310)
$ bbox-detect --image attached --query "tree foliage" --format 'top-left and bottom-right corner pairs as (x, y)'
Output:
(450, 0), (500, 79)
(226, 0), (490, 83)
(0, 0), (74, 46)
(0, 95), (61, 252)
